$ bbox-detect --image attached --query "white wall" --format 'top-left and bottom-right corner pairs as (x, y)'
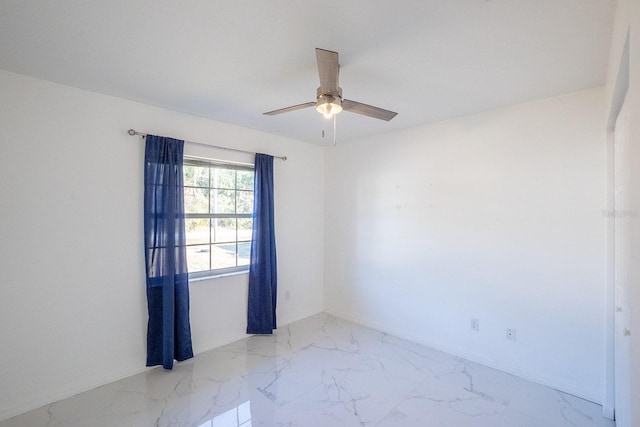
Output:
(604, 0), (640, 425)
(602, 0), (631, 419)
(0, 69), (324, 421)
(324, 87), (607, 403)
(630, 3), (640, 421)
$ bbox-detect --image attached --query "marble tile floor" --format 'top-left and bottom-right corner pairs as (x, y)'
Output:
(0, 313), (615, 427)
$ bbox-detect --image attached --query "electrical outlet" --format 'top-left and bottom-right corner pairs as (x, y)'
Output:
(506, 329), (516, 341)
(470, 318), (480, 331)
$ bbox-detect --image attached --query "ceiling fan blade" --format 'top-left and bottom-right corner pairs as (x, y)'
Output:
(342, 99), (398, 121)
(316, 48), (339, 93)
(263, 102), (316, 116)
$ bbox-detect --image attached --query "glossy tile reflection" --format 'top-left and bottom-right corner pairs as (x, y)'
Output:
(198, 401), (251, 427)
(0, 314), (614, 427)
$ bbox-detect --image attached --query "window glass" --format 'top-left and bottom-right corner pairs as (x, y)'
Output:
(184, 158), (253, 278)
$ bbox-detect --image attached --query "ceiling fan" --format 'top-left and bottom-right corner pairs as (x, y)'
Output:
(263, 48), (398, 122)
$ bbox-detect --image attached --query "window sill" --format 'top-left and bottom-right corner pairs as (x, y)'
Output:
(188, 269), (249, 282)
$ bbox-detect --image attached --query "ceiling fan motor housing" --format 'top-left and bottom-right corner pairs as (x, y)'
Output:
(316, 86), (343, 116)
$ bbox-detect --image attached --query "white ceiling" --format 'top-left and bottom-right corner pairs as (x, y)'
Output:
(0, 0), (616, 145)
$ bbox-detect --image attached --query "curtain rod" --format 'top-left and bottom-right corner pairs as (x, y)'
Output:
(127, 129), (287, 161)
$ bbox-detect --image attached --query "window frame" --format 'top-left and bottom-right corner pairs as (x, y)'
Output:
(183, 156), (254, 281)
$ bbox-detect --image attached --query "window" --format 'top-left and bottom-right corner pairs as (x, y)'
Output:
(183, 157), (254, 279)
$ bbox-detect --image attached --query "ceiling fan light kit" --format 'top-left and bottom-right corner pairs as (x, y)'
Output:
(264, 48), (397, 123)
(316, 87), (343, 118)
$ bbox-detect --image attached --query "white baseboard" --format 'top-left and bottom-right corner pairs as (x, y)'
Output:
(324, 309), (602, 405)
(601, 403), (615, 420)
(1, 308), (602, 422)
(0, 364), (153, 422)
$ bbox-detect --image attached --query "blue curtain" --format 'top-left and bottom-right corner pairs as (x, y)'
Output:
(247, 154), (278, 334)
(144, 134), (193, 369)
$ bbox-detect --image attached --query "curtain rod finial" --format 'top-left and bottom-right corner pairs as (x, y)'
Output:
(128, 129), (136, 136)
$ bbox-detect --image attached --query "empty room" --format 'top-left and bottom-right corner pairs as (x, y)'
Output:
(0, 1), (638, 426)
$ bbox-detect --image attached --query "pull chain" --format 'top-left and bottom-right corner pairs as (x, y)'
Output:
(333, 114), (337, 146)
